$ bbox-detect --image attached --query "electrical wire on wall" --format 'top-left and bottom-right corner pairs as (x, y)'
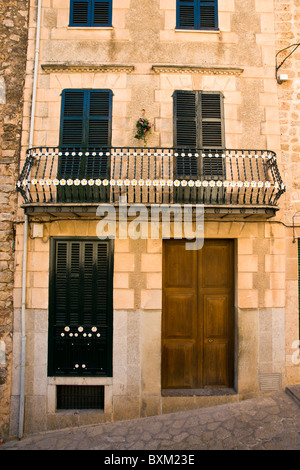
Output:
(276, 42), (300, 82)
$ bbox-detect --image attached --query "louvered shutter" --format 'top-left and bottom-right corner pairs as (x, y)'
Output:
(70, 0), (112, 26)
(60, 89), (112, 150)
(199, 1), (218, 29)
(93, 0), (111, 26)
(87, 90), (111, 148)
(48, 239), (113, 377)
(174, 91), (199, 177)
(60, 90), (85, 150)
(70, 0), (90, 26)
(173, 90), (224, 178)
(201, 93), (223, 148)
(177, 0), (195, 29)
(201, 92), (224, 178)
(174, 91), (197, 148)
(59, 89), (111, 184)
(85, 90), (111, 179)
(58, 90), (85, 179)
(177, 0), (218, 30)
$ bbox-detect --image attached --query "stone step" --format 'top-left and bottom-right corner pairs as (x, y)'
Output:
(285, 385), (300, 408)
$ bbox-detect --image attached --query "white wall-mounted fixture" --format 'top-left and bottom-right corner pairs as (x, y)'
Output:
(277, 73), (289, 84)
(32, 223), (44, 238)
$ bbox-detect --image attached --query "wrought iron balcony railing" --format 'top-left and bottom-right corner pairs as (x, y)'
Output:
(16, 147), (285, 207)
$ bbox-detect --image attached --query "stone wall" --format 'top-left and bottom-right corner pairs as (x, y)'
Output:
(0, 1), (29, 439)
(274, 0), (300, 385)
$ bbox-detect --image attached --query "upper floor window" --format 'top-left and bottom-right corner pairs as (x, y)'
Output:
(173, 90), (224, 149)
(58, 89), (112, 188)
(60, 89), (112, 150)
(69, 0), (112, 27)
(173, 90), (224, 178)
(176, 0), (218, 30)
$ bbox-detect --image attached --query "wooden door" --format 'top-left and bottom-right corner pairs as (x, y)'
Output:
(162, 239), (234, 390)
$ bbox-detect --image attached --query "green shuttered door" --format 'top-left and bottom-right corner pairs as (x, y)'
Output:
(48, 239), (113, 377)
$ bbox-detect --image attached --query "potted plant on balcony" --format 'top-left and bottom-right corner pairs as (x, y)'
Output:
(135, 110), (153, 147)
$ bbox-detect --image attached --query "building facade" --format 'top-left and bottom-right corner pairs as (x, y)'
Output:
(6, 0), (300, 437)
(0, 1), (29, 440)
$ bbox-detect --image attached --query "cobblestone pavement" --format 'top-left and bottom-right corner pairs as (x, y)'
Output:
(1, 390), (300, 451)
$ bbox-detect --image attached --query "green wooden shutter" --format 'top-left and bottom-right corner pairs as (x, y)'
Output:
(70, 0), (112, 27)
(60, 89), (112, 152)
(201, 92), (224, 178)
(93, 0), (111, 26)
(70, 0), (90, 26)
(60, 90), (85, 150)
(58, 90), (112, 201)
(173, 90), (224, 178)
(48, 239), (113, 377)
(178, 0), (195, 29)
(87, 90), (111, 149)
(199, 1), (218, 29)
(201, 93), (223, 148)
(174, 90), (197, 148)
(177, 0), (218, 30)
(173, 91), (199, 178)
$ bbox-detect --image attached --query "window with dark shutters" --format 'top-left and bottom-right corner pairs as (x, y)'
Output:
(58, 89), (112, 195)
(177, 0), (218, 30)
(59, 89), (112, 152)
(70, 0), (112, 27)
(48, 239), (114, 377)
(173, 90), (224, 178)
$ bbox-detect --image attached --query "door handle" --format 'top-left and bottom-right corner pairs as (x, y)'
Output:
(208, 339), (214, 343)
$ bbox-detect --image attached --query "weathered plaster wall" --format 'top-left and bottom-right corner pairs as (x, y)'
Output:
(0, 1), (28, 440)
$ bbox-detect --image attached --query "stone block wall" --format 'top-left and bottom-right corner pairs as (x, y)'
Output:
(274, 0), (300, 385)
(9, 217), (288, 434)
(0, 1), (29, 439)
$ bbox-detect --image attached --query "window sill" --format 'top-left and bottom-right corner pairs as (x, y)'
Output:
(175, 28), (220, 33)
(67, 26), (113, 30)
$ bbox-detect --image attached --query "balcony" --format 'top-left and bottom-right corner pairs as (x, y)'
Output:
(16, 147), (286, 218)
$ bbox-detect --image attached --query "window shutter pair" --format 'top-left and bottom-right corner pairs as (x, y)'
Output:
(173, 90), (224, 178)
(60, 89), (112, 150)
(58, 89), (111, 200)
(174, 90), (224, 149)
(177, 0), (218, 30)
(48, 239), (113, 377)
(70, 0), (112, 27)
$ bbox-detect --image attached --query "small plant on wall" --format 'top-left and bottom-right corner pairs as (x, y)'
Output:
(134, 110), (153, 147)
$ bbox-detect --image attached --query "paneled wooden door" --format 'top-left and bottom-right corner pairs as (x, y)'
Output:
(162, 239), (234, 390)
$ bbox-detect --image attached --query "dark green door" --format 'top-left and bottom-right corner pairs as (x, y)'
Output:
(48, 238), (114, 377)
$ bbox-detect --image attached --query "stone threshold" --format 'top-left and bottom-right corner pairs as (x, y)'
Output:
(161, 388), (237, 397)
